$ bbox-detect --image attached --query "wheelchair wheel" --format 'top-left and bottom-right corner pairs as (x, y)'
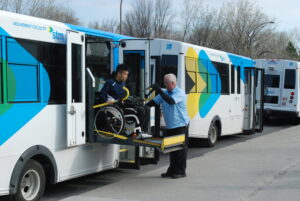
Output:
(94, 105), (125, 139)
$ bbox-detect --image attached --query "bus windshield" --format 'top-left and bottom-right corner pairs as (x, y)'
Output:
(264, 74), (280, 88)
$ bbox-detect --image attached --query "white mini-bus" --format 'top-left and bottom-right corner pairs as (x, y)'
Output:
(1, 10), (184, 201)
(254, 59), (300, 119)
(119, 39), (264, 147)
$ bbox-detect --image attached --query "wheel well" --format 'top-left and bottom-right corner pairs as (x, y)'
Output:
(212, 116), (222, 136)
(31, 154), (56, 185)
(10, 145), (58, 194)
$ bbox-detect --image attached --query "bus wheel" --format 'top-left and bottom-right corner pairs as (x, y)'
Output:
(204, 123), (218, 147)
(12, 159), (45, 201)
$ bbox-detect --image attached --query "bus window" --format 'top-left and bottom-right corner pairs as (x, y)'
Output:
(86, 38), (111, 92)
(264, 74), (280, 88)
(237, 66), (241, 94)
(72, 44), (83, 103)
(185, 57), (197, 93)
(231, 65), (235, 94)
(15, 39), (67, 104)
(213, 62), (229, 94)
(284, 69), (295, 89)
(198, 59), (208, 93)
(0, 37), (2, 103)
(7, 38), (39, 102)
(160, 55), (178, 86)
(264, 95), (278, 104)
(40, 43), (66, 104)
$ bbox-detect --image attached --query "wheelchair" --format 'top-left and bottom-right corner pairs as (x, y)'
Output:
(93, 88), (148, 139)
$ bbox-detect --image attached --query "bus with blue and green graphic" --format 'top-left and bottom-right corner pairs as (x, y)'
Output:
(119, 38), (264, 147)
(0, 10), (137, 201)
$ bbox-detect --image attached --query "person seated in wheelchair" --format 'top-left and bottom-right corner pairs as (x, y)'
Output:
(97, 64), (148, 134)
(97, 64), (129, 104)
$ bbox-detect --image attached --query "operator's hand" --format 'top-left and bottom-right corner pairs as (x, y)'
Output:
(151, 83), (161, 91)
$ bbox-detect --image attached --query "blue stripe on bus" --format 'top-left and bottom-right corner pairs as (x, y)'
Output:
(198, 50), (221, 118)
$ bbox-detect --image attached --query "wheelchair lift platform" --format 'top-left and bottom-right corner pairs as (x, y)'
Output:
(95, 130), (185, 153)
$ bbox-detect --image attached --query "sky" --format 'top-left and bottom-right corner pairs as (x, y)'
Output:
(67, 0), (300, 32)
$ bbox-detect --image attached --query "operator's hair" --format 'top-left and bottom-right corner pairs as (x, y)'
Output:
(164, 73), (177, 84)
(111, 64), (129, 78)
(116, 64), (129, 73)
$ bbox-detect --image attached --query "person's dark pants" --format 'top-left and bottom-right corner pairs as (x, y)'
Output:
(164, 126), (189, 175)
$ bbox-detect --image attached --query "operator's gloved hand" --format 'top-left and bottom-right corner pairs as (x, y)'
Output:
(150, 83), (163, 94)
(150, 83), (175, 105)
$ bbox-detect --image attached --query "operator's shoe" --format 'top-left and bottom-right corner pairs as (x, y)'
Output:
(172, 173), (186, 179)
(161, 172), (173, 178)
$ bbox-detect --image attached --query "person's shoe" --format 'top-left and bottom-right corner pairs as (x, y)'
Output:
(161, 172), (173, 178)
(172, 173), (186, 179)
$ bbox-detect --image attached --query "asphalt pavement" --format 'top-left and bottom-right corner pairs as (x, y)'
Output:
(1, 117), (299, 201)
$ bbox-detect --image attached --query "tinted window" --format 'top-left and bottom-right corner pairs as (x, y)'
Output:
(7, 38), (39, 102)
(213, 62), (229, 94)
(16, 39), (67, 104)
(86, 39), (111, 91)
(160, 55), (178, 86)
(284, 69), (295, 89)
(237, 66), (241, 94)
(231, 65), (235, 94)
(264, 95), (278, 104)
(185, 57), (196, 93)
(0, 38), (2, 103)
(72, 44), (82, 103)
(264, 75), (280, 88)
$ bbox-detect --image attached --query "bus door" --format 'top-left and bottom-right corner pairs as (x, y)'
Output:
(255, 68), (264, 132)
(66, 30), (86, 147)
(118, 39), (159, 168)
(243, 67), (255, 134)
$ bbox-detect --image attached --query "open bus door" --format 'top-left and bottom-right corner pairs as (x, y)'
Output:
(66, 30), (86, 147)
(118, 39), (159, 168)
(243, 67), (255, 134)
(243, 67), (264, 134)
(255, 68), (265, 132)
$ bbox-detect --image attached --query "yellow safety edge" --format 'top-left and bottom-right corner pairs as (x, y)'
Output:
(119, 149), (129, 153)
(161, 134), (185, 151)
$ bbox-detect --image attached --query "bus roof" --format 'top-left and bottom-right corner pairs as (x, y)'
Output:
(0, 10), (133, 43)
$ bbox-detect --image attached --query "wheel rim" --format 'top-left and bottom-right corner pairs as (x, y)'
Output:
(209, 126), (217, 144)
(94, 106), (124, 138)
(20, 169), (41, 201)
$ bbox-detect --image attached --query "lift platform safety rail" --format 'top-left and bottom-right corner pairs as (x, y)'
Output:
(92, 86), (186, 154)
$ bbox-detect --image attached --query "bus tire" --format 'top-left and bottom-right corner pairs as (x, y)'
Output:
(203, 123), (218, 147)
(12, 159), (45, 201)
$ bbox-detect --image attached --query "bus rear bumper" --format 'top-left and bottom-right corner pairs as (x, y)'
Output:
(264, 109), (299, 118)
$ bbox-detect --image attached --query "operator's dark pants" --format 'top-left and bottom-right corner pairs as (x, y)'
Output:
(164, 125), (189, 175)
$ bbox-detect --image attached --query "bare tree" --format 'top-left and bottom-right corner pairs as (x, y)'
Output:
(0, 0), (80, 25)
(89, 19), (119, 33)
(152, 0), (173, 38)
(123, 0), (153, 37)
(122, 0), (174, 38)
(0, 0), (10, 10)
(220, 0), (275, 57)
(179, 0), (202, 42)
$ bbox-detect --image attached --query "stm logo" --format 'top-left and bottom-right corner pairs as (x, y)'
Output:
(48, 26), (65, 41)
